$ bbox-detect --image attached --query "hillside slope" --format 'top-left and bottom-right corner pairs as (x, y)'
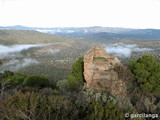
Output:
(0, 30), (66, 44)
(83, 31), (160, 42)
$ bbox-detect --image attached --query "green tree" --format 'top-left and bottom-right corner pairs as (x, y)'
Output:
(3, 73), (26, 86)
(67, 57), (85, 91)
(84, 101), (127, 120)
(2, 70), (14, 78)
(129, 55), (160, 93)
(0, 61), (2, 66)
(23, 75), (50, 88)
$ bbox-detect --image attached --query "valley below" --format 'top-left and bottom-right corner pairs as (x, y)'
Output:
(0, 27), (160, 120)
(0, 29), (160, 83)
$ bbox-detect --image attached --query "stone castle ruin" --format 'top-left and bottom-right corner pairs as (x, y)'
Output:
(83, 45), (127, 96)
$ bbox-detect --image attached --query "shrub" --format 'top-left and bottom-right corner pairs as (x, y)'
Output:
(0, 92), (66, 120)
(67, 75), (82, 91)
(0, 92), (137, 120)
(128, 55), (160, 94)
(67, 57), (85, 91)
(0, 61), (2, 65)
(3, 73), (26, 86)
(2, 70), (14, 78)
(23, 75), (50, 88)
(84, 101), (130, 120)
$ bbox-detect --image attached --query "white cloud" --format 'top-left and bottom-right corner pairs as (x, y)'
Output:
(0, 58), (39, 72)
(0, 44), (42, 58)
(0, 43), (53, 59)
(0, 43), (59, 72)
(104, 43), (153, 58)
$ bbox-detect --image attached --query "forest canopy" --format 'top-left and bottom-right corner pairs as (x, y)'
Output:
(129, 55), (160, 94)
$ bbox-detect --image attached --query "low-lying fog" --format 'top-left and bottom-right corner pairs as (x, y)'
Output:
(0, 58), (38, 73)
(0, 42), (154, 72)
(104, 43), (153, 58)
(0, 43), (54, 59)
(0, 43), (59, 72)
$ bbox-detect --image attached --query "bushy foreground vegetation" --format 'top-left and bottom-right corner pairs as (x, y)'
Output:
(129, 55), (160, 94)
(1, 71), (51, 88)
(0, 70), (133, 120)
(0, 71), (53, 98)
(1, 91), (137, 120)
(0, 55), (160, 120)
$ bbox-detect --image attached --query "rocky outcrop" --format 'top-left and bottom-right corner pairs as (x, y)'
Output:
(83, 46), (127, 96)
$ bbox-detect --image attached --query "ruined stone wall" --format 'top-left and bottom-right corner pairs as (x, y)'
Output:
(83, 46), (127, 96)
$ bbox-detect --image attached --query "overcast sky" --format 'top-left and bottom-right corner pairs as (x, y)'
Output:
(0, 0), (160, 28)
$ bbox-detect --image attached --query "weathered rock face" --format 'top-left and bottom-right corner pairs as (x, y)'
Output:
(84, 46), (127, 96)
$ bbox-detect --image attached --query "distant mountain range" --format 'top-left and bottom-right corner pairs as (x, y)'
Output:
(1, 25), (160, 41)
(0, 25), (133, 33)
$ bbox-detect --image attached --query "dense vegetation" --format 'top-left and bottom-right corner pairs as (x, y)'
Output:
(0, 71), (52, 96)
(0, 72), (133, 120)
(0, 55), (160, 120)
(0, 91), (135, 120)
(67, 57), (85, 91)
(129, 55), (160, 94)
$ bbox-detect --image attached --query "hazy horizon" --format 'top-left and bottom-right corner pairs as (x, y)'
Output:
(1, 25), (160, 30)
